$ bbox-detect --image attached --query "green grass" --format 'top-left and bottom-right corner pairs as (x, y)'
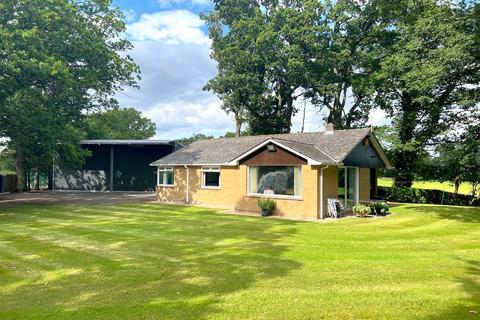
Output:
(0, 203), (479, 319)
(378, 177), (474, 195)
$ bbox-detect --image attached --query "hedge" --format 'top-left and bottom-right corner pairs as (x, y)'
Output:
(377, 186), (480, 207)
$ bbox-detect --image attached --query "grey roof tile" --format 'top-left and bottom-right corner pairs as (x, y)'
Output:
(150, 128), (372, 166)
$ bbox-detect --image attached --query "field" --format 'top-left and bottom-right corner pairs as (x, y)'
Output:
(0, 203), (479, 319)
(378, 177), (474, 195)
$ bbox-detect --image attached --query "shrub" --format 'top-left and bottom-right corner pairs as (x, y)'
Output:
(353, 204), (371, 218)
(369, 201), (390, 215)
(257, 198), (276, 211)
(377, 186), (480, 207)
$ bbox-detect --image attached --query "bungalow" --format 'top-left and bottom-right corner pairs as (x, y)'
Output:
(150, 125), (391, 220)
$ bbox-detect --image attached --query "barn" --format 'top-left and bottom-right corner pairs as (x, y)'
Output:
(54, 140), (180, 192)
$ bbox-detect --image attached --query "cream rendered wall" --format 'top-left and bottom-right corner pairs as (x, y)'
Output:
(156, 164), (372, 219)
(157, 165), (320, 220)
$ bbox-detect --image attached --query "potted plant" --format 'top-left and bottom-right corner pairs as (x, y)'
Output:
(352, 204), (371, 218)
(257, 198), (276, 217)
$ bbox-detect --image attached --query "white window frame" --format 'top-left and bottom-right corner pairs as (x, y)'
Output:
(201, 166), (221, 189)
(246, 165), (303, 200)
(157, 167), (174, 187)
(339, 166), (359, 207)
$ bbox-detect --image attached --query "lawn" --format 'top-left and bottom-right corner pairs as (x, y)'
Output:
(378, 177), (474, 195)
(0, 203), (479, 319)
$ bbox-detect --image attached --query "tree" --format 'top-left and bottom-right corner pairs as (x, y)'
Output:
(429, 125), (480, 198)
(375, 0), (479, 187)
(175, 134), (214, 146)
(0, 0), (140, 191)
(86, 108), (156, 140)
(205, 1), (400, 134)
(204, 0), (318, 135)
(307, 0), (397, 129)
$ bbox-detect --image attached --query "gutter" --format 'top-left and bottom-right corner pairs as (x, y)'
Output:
(319, 165), (329, 220)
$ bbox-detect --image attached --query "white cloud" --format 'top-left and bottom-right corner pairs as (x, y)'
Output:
(126, 10), (210, 45)
(157, 0), (211, 8)
(117, 12), (232, 139)
(144, 97), (233, 139)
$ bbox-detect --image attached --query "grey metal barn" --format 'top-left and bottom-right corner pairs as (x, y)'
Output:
(54, 140), (179, 192)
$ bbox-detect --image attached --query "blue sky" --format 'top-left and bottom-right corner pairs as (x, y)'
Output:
(111, 0), (387, 139)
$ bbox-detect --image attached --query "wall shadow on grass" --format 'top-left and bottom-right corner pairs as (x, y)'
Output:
(0, 203), (301, 319)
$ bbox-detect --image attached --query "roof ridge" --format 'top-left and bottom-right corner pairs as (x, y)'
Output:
(314, 145), (338, 163)
(272, 137), (316, 146)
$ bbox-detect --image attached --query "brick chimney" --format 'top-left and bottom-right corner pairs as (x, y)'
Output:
(325, 123), (334, 134)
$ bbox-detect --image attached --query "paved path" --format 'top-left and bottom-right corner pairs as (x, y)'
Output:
(0, 191), (155, 205)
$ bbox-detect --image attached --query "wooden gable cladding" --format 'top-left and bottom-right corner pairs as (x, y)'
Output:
(240, 144), (307, 165)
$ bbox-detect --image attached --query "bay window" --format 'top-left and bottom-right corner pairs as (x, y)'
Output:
(248, 166), (301, 197)
(158, 167), (174, 186)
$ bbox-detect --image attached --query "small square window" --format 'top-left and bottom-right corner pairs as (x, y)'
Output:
(202, 167), (220, 188)
(158, 167), (174, 186)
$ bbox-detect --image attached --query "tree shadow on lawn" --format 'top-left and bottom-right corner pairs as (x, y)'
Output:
(400, 204), (480, 223)
(422, 259), (480, 320)
(0, 203), (302, 319)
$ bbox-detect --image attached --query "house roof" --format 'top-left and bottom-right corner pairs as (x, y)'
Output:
(150, 128), (391, 167)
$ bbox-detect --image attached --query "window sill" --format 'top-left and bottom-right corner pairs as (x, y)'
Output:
(245, 193), (303, 201)
(201, 186), (221, 190)
(157, 185), (175, 188)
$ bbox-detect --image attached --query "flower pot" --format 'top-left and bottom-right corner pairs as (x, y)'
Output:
(261, 209), (271, 217)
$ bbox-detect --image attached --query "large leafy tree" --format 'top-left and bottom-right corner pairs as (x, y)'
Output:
(204, 0), (319, 135)
(85, 108), (156, 140)
(0, 0), (140, 191)
(204, 0), (399, 134)
(307, 0), (396, 129)
(375, 0), (479, 187)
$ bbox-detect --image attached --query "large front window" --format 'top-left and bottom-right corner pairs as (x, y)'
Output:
(248, 166), (301, 196)
(338, 167), (358, 208)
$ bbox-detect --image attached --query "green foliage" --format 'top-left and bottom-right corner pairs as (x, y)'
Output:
(204, 1), (400, 134)
(379, 186), (480, 206)
(352, 204), (371, 217)
(0, 148), (15, 175)
(257, 198), (276, 211)
(369, 201), (390, 215)
(375, 1), (479, 187)
(383, 187), (428, 204)
(175, 134), (214, 146)
(85, 108), (156, 140)
(0, 0), (140, 190)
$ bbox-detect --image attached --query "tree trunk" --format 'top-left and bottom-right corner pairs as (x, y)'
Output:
(15, 151), (26, 192)
(48, 166), (53, 190)
(35, 167), (40, 190)
(234, 105), (244, 137)
(393, 95), (419, 188)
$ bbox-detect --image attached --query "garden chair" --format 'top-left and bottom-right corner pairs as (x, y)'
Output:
(327, 198), (344, 218)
